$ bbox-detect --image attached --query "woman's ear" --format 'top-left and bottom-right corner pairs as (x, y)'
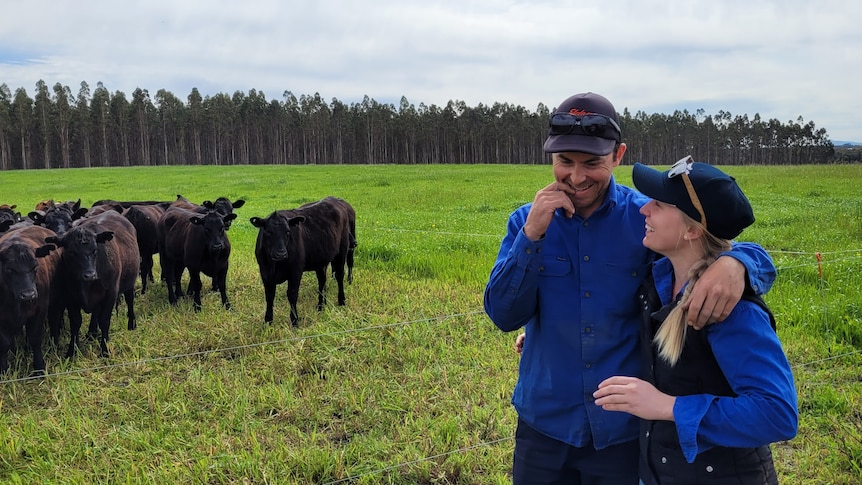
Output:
(685, 225), (704, 242)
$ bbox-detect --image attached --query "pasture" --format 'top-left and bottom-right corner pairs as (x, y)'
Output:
(1, 163), (861, 484)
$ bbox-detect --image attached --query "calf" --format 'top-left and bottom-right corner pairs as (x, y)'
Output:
(157, 206), (236, 311)
(46, 210), (140, 358)
(0, 226), (61, 374)
(249, 196), (356, 326)
(124, 204), (167, 293)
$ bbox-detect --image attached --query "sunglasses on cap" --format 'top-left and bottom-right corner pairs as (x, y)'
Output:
(548, 113), (621, 141)
(668, 155), (707, 230)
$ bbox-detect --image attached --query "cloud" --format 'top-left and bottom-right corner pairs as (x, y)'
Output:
(1, 0), (860, 141)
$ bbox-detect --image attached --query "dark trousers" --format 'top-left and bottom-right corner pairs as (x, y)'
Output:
(513, 418), (639, 485)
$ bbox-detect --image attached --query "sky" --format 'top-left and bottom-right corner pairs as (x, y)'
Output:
(2, 0), (860, 143)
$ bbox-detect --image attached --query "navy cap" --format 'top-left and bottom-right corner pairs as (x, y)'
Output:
(543, 92), (620, 156)
(632, 157), (755, 239)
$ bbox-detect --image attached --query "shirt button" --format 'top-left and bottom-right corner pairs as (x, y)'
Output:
(631, 271), (638, 277)
(583, 255), (590, 262)
(526, 248), (532, 254)
(539, 266), (545, 272)
(645, 431), (649, 438)
(584, 221), (589, 227)
(536, 248), (542, 253)
(706, 465), (714, 473)
(585, 362), (591, 368)
(585, 292), (591, 298)
(584, 327), (591, 333)
(661, 457), (667, 464)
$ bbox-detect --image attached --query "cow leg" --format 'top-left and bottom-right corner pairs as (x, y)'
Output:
(140, 254), (153, 294)
(87, 313), (100, 340)
(173, 265), (185, 298)
(315, 268), (327, 311)
(216, 270), (230, 310)
(66, 307), (83, 359)
(332, 254), (347, 306)
(0, 333), (11, 373)
(287, 276), (301, 327)
(264, 281), (277, 324)
(346, 248), (355, 284)
(163, 258), (178, 305)
(47, 299), (65, 347)
(96, 304), (113, 357)
(189, 271), (203, 312)
(124, 289), (136, 330)
(25, 320), (46, 375)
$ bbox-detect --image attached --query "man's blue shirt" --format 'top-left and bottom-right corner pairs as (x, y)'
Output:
(483, 176), (776, 450)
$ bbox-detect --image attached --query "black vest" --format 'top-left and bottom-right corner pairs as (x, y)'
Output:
(636, 276), (778, 485)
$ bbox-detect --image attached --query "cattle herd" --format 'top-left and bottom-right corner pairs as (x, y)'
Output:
(0, 196), (357, 377)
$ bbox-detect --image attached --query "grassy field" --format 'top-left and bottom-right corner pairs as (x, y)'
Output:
(0, 163), (861, 484)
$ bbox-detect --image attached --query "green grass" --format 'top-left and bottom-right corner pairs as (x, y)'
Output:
(1, 163), (861, 484)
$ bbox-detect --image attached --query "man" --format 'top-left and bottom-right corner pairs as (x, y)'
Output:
(483, 92), (775, 484)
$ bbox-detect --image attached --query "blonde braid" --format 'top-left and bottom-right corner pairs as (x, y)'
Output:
(653, 220), (732, 365)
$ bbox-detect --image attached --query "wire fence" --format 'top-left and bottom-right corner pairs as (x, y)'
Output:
(1, 227), (860, 482)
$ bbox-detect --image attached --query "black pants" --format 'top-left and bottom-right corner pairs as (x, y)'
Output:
(513, 418), (639, 485)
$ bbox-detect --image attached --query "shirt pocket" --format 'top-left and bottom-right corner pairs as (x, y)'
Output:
(537, 255), (573, 277)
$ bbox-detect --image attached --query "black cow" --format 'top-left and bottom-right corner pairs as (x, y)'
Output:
(46, 210), (140, 358)
(157, 206), (236, 312)
(0, 226), (61, 374)
(124, 204), (167, 294)
(249, 196), (357, 326)
(29, 200), (88, 236)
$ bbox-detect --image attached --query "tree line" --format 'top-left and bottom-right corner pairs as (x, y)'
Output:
(0, 80), (838, 170)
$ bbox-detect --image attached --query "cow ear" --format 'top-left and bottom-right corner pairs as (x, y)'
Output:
(249, 217), (264, 228)
(189, 216), (204, 225)
(73, 199), (82, 211)
(202, 201), (214, 209)
(96, 231), (114, 243)
(224, 213), (238, 223)
(36, 244), (58, 258)
(288, 216), (306, 227)
(45, 235), (63, 247)
(29, 211), (45, 223)
(0, 220), (13, 232)
(232, 199), (246, 208)
(73, 208), (88, 220)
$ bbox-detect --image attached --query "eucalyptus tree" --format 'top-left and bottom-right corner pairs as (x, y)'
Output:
(52, 82), (74, 168)
(155, 89), (187, 165)
(90, 82), (112, 167)
(0, 84), (12, 170)
(109, 90), (132, 166)
(34, 80), (53, 169)
(75, 81), (93, 168)
(11, 87), (34, 170)
(130, 88), (155, 165)
(187, 88), (204, 165)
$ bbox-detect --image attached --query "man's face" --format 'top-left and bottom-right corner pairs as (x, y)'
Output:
(551, 145), (625, 218)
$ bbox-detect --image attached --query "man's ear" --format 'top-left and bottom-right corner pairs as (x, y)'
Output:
(613, 143), (627, 165)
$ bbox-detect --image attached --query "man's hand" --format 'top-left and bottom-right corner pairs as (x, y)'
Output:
(593, 376), (676, 421)
(683, 256), (745, 329)
(522, 182), (576, 240)
(514, 333), (525, 355)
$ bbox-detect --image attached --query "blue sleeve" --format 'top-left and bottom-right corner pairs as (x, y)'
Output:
(723, 241), (776, 295)
(672, 303), (798, 463)
(483, 207), (543, 332)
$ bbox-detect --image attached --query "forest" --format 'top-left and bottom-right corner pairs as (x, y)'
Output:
(0, 80), (843, 170)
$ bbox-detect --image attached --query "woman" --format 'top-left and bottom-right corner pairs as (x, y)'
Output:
(592, 156), (798, 484)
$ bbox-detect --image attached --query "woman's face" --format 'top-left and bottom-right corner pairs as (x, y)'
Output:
(639, 199), (689, 255)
